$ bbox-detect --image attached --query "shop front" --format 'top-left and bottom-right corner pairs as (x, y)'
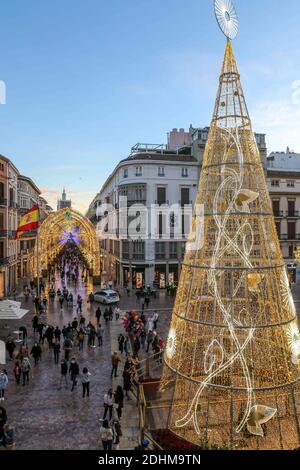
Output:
(154, 264), (167, 289)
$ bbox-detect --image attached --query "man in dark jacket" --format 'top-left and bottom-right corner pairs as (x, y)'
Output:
(69, 358), (80, 391)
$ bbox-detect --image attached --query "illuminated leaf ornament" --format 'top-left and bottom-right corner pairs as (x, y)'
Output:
(247, 406), (277, 437)
(247, 273), (263, 293)
(285, 322), (300, 365)
(236, 189), (259, 213)
(166, 328), (177, 360)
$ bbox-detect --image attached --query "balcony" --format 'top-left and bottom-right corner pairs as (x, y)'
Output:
(0, 257), (10, 266)
(0, 198), (7, 207)
(9, 201), (19, 210)
(0, 230), (8, 238)
(0, 230), (17, 238)
(286, 211), (299, 218)
(273, 211), (284, 218)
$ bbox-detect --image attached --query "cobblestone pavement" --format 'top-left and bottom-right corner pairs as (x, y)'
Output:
(0, 276), (112, 450)
(0, 283), (174, 450)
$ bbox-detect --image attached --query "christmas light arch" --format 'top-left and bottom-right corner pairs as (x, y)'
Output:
(35, 208), (100, 277)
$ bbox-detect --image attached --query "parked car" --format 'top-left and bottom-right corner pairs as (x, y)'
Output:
(94, 289), (120, 305)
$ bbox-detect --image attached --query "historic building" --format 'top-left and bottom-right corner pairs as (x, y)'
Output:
(57, 188), (72, 210)
(17, 175), (42, 279)
(0, 155), (19, 296)
(267, 148), (300, 281)
(88, 129), (267, 288)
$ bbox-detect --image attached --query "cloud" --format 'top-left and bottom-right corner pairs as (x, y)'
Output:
(251, 98), (300, 152)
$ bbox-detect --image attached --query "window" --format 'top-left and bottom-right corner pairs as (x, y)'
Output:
(169, 242), (178, 259)
(288, 200), (296, 217)
(135, 167), (142, 177)
(287, 180), (295, 188)
(133, 241), (145, 260)
(158, 167), (165, 177)
(182, 168), (188, 178)
(272, 200), (280, 217)
(275, 222), (281, 238)
(122, 241), (129, 260)
(288, 222), (296, 240)
(0, 182), (4, 199)
(157, 188), (166, 205)
(0, 163), (4, 172)
(289, 245), (295, 258)
(271, 180), (280, 187)
(123, 169), (128, 178)
(155, 242), (165, 260)
(0, 213), (3, 229)
(181, 188), (190, 206)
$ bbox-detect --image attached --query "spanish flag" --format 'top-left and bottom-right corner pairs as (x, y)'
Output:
(16, 205), (40, 239)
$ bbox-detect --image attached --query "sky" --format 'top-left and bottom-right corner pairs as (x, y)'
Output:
(1, 0), (300, 213)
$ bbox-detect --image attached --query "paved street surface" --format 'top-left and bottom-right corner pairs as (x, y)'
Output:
(0, 282), (174, 450)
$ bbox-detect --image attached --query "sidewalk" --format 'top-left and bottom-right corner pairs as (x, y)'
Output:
(110, 318), (140, 450)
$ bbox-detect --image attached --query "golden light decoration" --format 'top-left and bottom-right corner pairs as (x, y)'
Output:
(166, 328), (178, 360)
(35, 208), (100, 276)
(160, 31), (300, 450)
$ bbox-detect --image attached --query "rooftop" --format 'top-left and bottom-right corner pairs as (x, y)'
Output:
(267, 148), (300, 171)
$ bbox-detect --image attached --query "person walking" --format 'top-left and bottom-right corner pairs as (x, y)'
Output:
(146, 330), (154, 353)
(58, 360), (68, 390)
(0, 407), (7, 445)
(96, 307), (102, 325)
(21, 357), (31, 386)
(78, 328), (85, 351)
(114, 385), (124, 419)
(54, 326), (61, 342)
(97, 324), (104, 347)
(100, 420), (113, 451)
(118, 334), (125, 355)
(63, 337), (73, 362)
(6, 338), (16, 361)
(32, 314), (39, 333)
(30, 343), (42, 366)
(123, 368), (132, 400)
(53, 339), (61, 364)
(111, 352), (121, 378)
(69, 357), (79, 392)
(0, 370), (8, 401)
(88, 324), (96, 348)
(13, 362), (21, 385)
(59, 295), (64, 311)
(80, 367), (91, 398)
(103, 389), (114, 421)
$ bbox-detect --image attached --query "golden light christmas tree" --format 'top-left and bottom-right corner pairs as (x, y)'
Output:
(160, 0), (300, 450)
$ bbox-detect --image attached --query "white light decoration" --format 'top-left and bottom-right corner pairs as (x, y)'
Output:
(285, 321), (300, 365)
(247, 406), (277, 437)
(214, 0), (239, 40)
(166, 328), (177, 360)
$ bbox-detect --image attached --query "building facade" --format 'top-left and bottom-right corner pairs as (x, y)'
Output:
(88, 128), (268, 289)
(0, 155), (19, 297)
(17, 175), (41, 279)
(266, 149), (300, 281)
(90, 147), (199, 288)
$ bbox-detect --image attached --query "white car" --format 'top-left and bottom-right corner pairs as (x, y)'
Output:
(94, 289), (120, 305)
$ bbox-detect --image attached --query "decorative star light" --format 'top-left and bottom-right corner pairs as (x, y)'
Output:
(247, 405), (277, 437)
(59, 227), (81, 246)
(247, 273), (263, 293)
(214, 0), (239, 41)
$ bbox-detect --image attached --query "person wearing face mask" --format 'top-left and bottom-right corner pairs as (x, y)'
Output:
(69, 357), (79, 392)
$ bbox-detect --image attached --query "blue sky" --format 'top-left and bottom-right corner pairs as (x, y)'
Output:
(0, 0), (300, 212)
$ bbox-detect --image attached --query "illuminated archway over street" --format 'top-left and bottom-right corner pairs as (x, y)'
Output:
(36, 208), (100, 278)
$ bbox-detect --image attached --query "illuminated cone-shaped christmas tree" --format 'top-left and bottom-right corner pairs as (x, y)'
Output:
(161, 38), (300, 450)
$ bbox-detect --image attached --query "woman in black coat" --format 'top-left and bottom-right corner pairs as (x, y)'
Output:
(114, 385), (124, 419)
